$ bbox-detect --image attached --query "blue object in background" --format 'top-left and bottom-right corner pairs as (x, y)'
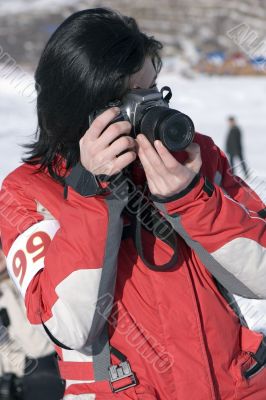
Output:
(206, 51), (226, 65)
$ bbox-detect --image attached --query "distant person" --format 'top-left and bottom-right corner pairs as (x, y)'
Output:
(225, 116), (249, 178)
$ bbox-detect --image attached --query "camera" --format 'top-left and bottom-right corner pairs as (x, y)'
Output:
(0, 373), (23, 400)
(90, 86), (195, 152)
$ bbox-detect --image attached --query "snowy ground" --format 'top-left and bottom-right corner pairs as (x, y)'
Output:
(0, 69), (265, 201)
(0, 0), (76, 15)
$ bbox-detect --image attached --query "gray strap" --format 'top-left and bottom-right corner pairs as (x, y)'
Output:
(92, 323), (110, 381)
(215, 280), (248, 327)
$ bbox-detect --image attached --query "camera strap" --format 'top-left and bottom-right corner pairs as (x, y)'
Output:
(124, 186), (179, 271)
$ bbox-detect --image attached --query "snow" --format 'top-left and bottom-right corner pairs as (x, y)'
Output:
(0, 0), (76, 15)
(0, 68), (265, 200)
(0, 74), (37, 185)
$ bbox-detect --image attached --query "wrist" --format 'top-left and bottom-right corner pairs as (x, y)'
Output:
(150, 173), (201, 203)
(64, 162), (110, 198)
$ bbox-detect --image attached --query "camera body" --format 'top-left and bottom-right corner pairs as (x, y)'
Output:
(90, 86), (195, 152)
(0, 373), (23, 400)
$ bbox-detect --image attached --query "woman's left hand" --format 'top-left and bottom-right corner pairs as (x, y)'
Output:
(136, 134), (202, 199)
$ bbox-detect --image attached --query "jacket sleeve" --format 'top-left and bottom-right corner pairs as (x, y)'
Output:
(152, 142), (266, 299)
(0, 172), (128, 350)
(216, 145), (265, 215)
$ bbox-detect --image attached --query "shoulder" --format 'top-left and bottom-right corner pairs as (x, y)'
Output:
(194, 132), (220, 160)
(2, 162), (60, 192)
(2, 163), (35, 193)
(194, 131), (215, 148)
(194, 132), (223, 181)
(0, 163), (64, 254)
(0, 164), (40, 238)
(2, 163), (65, 214)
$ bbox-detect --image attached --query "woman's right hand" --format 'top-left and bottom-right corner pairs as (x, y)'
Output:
(79, 107), (137, 176)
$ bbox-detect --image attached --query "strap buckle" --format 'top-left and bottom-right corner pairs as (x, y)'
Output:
(244, 338), (266, 379)
(109, 361), (137, 393)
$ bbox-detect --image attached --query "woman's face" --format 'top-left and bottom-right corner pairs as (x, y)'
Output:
(129, 57), (158, 90)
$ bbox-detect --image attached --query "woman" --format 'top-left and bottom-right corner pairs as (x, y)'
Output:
(1, 8), (266, 400)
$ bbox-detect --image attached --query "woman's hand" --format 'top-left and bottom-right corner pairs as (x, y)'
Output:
(136, 134), (202, 199)
(80, 107), (137, 176)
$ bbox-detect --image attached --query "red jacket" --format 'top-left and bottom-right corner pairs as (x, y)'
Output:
(1, 133), (266, 400)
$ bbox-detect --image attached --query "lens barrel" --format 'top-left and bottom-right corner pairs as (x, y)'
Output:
(140, 106), (195, 151)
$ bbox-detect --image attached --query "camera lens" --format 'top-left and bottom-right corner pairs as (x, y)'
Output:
(159, 111), (195, 151)
(140, 107), (195, 151)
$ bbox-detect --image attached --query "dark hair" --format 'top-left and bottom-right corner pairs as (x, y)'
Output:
(23, 8), (162, 183)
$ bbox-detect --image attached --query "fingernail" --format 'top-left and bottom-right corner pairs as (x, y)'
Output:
(113, 107), (120, 114)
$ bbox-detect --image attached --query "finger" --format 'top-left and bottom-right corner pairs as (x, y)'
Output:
(136, 134), (165, 173)
(154, 140), (180, 170)
(137, 148), (165, 195)
(184, 143), (202, 173)
(113, 151), (137, 173)
(97, 121), (132, 149)
(105, 135), (136, 159)
(137, 143), (162, 180)
(85, 107), (121, 141)
(137, 144), (153, 175)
